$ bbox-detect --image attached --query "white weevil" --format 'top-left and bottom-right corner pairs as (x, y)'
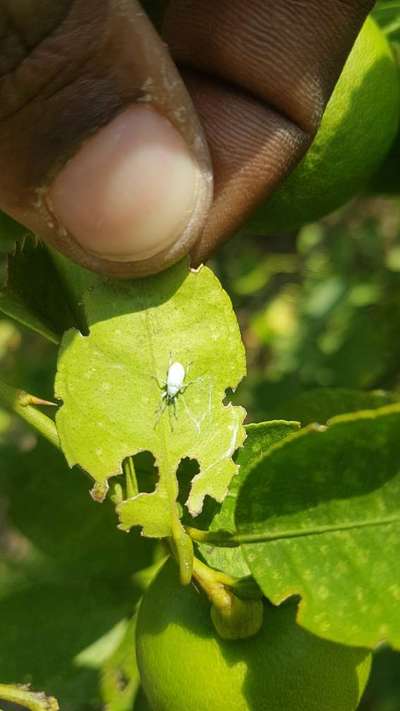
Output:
(154, 360), (190, 427)
(165, 361), (186, 400)
(154, 359), (206, 430)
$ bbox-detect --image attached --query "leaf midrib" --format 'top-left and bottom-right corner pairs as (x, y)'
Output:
(210, 514), (400, 547)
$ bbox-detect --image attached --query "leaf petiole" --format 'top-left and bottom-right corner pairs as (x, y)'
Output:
(169, 522), (194, 585)
(0, 378), (59, 449)
(187, 526), (239, 547)
(123, 456), (139, 498)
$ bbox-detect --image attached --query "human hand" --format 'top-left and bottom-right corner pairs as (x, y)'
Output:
(0, 0), (373, 277)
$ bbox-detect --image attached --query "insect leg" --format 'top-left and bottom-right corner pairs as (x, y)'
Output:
(150, 374), (164, 390)
(154, 397), (168, 429)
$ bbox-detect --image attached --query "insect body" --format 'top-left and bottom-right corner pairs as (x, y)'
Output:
(165, 361), (186, 400)
(154, 360), (189, 427)
(154, 359), (207, 431)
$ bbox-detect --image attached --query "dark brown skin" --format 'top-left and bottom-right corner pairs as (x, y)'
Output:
(0, 0), (374, 277)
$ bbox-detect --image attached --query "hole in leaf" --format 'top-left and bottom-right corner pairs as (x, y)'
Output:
(131, 451), (157, 494)
(223, 387), (234, 406)
(177, 458), (221, 528)
(177, 457), (199, 509)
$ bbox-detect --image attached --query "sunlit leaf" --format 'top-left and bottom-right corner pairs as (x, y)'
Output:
(199, 421), (300, 577)
(236, 404), (400, 649)
(56, 261), (246, 539)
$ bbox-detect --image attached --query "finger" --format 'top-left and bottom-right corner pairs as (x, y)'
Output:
(0, 0), (212, 277)
(163, 0), (375, 263)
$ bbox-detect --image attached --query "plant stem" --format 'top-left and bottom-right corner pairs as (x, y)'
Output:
(169, 523), (194, 586)
(0, 683), (59, 711)
(186, 526), (239, 547)
(0, 379), (59, 449)
(110, 481), (124, 505)
(123, 456), (139, 497)
(192, 555), (238, 593)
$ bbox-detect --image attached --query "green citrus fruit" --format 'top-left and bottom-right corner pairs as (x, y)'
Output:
(368, 128), (400, 194)
(134, 688), (152, 710)
(368, 41), (400, 194)
(136, 560), (371, 711)
(248, 17), (400, 234)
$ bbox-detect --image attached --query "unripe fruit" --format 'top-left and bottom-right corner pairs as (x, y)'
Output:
(134, 689), (152, 710)
(248, 17), (400, 234)
(136, 560), (371, 711)
(369, 43), (400, 195)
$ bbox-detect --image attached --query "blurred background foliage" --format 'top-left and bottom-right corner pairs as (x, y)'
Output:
(213, 197), (400, 419)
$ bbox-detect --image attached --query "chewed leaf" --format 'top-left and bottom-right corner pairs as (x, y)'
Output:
(55, 261), (246, 538)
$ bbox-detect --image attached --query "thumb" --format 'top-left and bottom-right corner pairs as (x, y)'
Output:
(0, 0), (212, 277)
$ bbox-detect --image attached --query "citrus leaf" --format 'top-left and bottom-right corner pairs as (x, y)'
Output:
(265, 387), (396, 426)
(236, 404), (400, 649)
(0, 241), (75, 343)
(373, 1), (400, 40)
(0, 211), (26, 257)
(199, 420), (300, 577)
(55, 261), (246, 539)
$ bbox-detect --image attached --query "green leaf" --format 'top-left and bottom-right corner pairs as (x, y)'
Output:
(361, 645), (400, 710)
(55, 261), (246, 539)
(0, 211), (26, 255)
(265, 387), (396, 426)
(199, 420), (300, 577)
(236, 404), (400, 649)
(373, 1), (400, 40)
(0, 240), (75, 343)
